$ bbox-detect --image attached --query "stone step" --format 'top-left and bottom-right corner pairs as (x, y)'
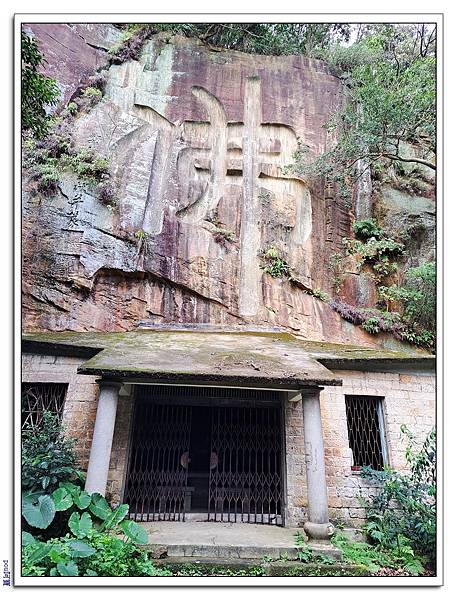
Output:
(148, 542), (342, 561)
(148, 543), (298, 560)
(143, 521), (343, 561)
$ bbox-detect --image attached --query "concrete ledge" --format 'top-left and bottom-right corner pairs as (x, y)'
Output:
(152, 557), (371, 577)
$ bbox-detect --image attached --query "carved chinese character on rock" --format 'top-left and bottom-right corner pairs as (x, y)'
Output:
(126, 76), (312, 317)
(38, 36), (354, 337)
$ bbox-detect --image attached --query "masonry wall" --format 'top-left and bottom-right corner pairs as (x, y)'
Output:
(21, 353), (135, 506)
(22, 354), (99, 468)
(285, 368), (436, 528)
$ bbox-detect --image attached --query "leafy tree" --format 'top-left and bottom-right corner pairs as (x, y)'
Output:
(293, 24), (436, 186)
(21, 31), (59, 137)
(111, 23), (351, 62)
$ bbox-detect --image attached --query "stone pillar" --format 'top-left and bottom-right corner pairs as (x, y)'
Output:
(302, 388), (334, 540)
(85, 380), (121, 496)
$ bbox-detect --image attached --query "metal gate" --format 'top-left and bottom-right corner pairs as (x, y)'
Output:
(208, 405), (284, 525)
(124, 400), (192, 521)
(124, 386), (284, 525)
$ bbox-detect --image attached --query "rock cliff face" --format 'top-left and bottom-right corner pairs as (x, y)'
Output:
(22, 25), (433, 348)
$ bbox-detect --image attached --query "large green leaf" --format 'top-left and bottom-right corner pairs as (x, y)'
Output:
(56, 561), (79, 576)
(89, 493), (112, 521)
(67, 540), (96, 558)
(27, 542), (51, 565)
(22, 493), (55, 529)
(68, 511), (92, 538)
(59, 482), (81, 496)
(52, 487), (73, 511)
(101, 504), (129, 531)
(21, 532), (35, 546)
(120, 520), (148, 545)
(73, 490), (91, 510)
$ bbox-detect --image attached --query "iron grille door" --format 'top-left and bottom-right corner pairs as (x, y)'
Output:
(124, 400), (192, 522)
(208, 405), (283, 526)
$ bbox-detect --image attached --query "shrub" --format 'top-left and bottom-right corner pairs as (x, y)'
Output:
(109, 24), (158, 63)
(260, 246), (292, 279)
(377, 261), (436, 342)
(22, 412), (79, 495)
(361, 426), (436, 569)
(21, 479), (171, 577)
(21, 508), (170, 577)
(310, 289), (331, 303)
(24, 118), (111, 197)
(97, 181), (116, 207)
(329, 299), (435, 349)
(353, 218), (384, 240)
(403, 262), (436, 330)
(67, 102), (78, 115)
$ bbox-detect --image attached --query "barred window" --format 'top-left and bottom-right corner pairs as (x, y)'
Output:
(21, 382), (68, 429)
(345, 395), (387, 471)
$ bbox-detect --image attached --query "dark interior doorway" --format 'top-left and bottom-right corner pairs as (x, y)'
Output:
(188, 406), (212, 511)
(124, 386), (285, 525)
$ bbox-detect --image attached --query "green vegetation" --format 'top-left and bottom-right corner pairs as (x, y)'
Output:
(344, 218), (405, 281)
(295, 531), (336, 565)
(204, 214), (236, 247)
(332, 531), (400, 573)
(163, 562), (366, 577)
(21, 31), (60, 137)
(327, 252), (345, 294)
(352, 218), (385, 240)
(109, 23), (352, 64)
(21, 411), (168, 577)
(22, 33), (109, 198)
(325, 219), (435, 349)
(361, 426), (436, 569)
(292, 24), (436, 191)
(22, 518), (171, 577)
(213, 227), (236, 246)
(305, 289), (332, 303)
(22, 412), (80, 495)
(82, 87), (102, 99)
(330, 427), (436, 576)
(379, 262), (436, 331)
(23, 117), (112, 198)
(134, 229), (148, 242)
(260, 246), (292, 279)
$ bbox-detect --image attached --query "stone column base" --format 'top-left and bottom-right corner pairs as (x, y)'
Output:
(304, 521), (335, 541)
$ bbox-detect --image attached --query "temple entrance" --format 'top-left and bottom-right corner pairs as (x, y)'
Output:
(124, 386), (285, 526)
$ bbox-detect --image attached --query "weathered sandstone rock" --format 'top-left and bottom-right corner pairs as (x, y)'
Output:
(21, 29), (408, 348)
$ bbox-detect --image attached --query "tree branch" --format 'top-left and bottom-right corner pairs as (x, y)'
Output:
(381, 153), (436, 170)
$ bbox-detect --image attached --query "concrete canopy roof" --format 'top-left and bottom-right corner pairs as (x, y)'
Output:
(22, 329), (341, 389)
(22, 327), (434, 389)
